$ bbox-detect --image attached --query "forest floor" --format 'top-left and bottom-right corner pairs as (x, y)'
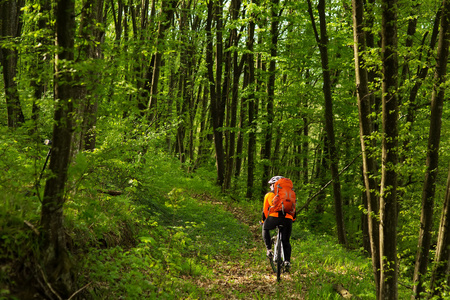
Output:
(185, 196), (308, 299)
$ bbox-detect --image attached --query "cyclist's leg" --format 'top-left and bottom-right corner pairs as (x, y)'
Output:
(263, 216), (277, 252)
(281, 218), (293, 262)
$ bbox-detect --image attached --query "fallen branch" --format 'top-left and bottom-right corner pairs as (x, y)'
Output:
(297, 152), (361, 213)
(333, 283), (353, 299)
(97, 189), (123, 196)
(67, 282), (91, 300)
(24, 220), (40, 236)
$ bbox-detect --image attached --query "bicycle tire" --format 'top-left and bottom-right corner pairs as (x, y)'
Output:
(269, 236), (276, 272)
(276, 230), (282, 281)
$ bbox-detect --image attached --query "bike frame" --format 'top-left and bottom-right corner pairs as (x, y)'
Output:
(273, 227), (285, 263)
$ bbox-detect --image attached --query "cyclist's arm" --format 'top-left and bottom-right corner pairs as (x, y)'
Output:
(262, 192), (273, 222)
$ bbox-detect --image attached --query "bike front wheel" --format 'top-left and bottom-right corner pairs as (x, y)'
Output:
(269, 236), (276, 272)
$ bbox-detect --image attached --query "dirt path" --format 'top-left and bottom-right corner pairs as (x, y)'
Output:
(188, 199), (307, 299)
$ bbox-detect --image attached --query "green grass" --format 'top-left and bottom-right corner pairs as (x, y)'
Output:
(291, 229), (375, 299)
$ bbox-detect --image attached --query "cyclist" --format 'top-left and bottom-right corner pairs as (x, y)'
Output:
(261, 175), (295, 271)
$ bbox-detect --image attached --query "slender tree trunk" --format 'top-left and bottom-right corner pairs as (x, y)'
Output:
(407, 9), (440, 128)
(313, 133), (328, 219)
(379, 0), (399, 298)
(176, 0), (190, 164)
(40, 0), (76, 297)
(223, 0), (242, 191)
(430, 163), (450, 297)
(234, 59), (248, 178)
(74, 0), (105, 153)
(352, 0), (381, 295)
(246, 4), (256, 198)
(147, 0), (177, 122)
(260, 0), (279, 194)
(412, 0), (450, 297)
(307, 0), (347, 246)
(0, 0), (25, 128)
(399, 1), (418, 89)
(30, 0), (51, 135)
(194, 86), (210, 170)
(401, 8), (440, 193)
(206, 0), (226, 186)
(301, 101), (309, 184)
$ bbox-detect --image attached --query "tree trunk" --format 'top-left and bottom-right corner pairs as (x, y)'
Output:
(206, 0), (226, 186)
(246, 4), (257, 198)
(234, 61), (248, 178)
(313, 133), (328, 219)
(399, 1), (418, 90)
(430, 163), (450, 297)
(147, 0), (177, 122)
(176, 1), (189, 164)
(30, 0), (51, 135)
(406, 9), (440, 130)
(307, 0), (347, 246)
(352, 0), (381, 295)
(40, 0), (76, 297)
(223, 0), (242, 191)
(412, 0), (450, 297)
(379, 0), (399, 298)
(194, 86), (210, 170)
(260, 0), (279, 194)
(74, 0), (105, 153)
(0, 0), (25, 128)
(301, 100), (309, 184)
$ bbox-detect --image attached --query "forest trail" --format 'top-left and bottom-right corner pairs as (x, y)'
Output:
(186, 195), (307, 299)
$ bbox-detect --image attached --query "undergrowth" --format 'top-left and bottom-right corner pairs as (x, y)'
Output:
(0, 123), (417, 299)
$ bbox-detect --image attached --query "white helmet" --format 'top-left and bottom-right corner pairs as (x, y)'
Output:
(268, 176), (284, 184)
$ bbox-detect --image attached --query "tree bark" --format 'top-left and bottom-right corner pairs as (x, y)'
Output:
(29, 0), (51, 135)
(74, 0), (105, 153)
(352, 0), (381, 295)
(176, 0), (192, 164)
(260, 0), (279, 194)
(245, 0), (257, 198)
(147, 0), (177, 122)
(206, 0), (226, 186)
(301, 100), (309, 184)
(412, 0), (450, 297)
(0, 0), (25, 128)
(223, 0), (242, 191)
(406, 9), (440, 129)
(307, 0), (347, 246)
(40, 0), (76, 297)
(430, 163), (450, 297)
(379, 0), (399, 298)
(234, 53), (248, 179)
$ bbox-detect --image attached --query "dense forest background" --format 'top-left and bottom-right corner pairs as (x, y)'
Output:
(1, 0), (450, 298)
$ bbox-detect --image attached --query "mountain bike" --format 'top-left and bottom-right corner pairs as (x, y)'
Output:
(268, 224), (286, 282)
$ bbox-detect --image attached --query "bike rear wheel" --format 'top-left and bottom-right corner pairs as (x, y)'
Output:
(276, 230), (282, 281)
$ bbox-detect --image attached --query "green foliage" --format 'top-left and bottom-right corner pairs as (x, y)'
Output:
(2, 0), (450, 297)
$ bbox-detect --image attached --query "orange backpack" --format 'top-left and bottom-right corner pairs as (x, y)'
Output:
(270, 178), (296, 217)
